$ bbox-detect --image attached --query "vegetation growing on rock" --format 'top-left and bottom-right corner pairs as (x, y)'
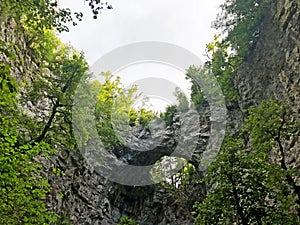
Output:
(0, 0), (299, 224)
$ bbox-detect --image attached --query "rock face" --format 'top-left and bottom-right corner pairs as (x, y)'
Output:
(0, 16), (37, 83)
(236, 0), (300, 113)
(44, 149), (116, 225)
(44, 111), (206, 225)
(235, 0), (300, 178)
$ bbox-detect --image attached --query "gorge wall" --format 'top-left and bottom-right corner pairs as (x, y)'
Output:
(236, 0), (300, 112)
(235, 0), (300, 177)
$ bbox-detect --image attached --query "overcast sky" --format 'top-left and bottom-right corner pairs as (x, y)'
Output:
(59, 0), (223, 64)
(58, 0), (224, 111)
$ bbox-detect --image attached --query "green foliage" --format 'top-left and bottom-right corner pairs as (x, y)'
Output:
(205, 35), (240, 102)
(193, 100), (300, 224)
(1, 0), (113, 33)
(213, 0), (269, 59)
(71, 76), (101, 147)
(128, 109), (139, 126)
(0, 69), (57, 224)
(136, 108), (156, 128)
(72, 71), (156, 149)
(174, 87), (189, 112)
(185, 67), (207, 109)
(186, 65), (226, 110)
(0, 40), (17, 111)
(202, 0), (270, 104)
(94, 72), (138, 148)
(160, 105), (177, 126)
(0, 1), (117, 224)
(0, 135), (58, 224)
(1, 0), (80, 32)
(244, 99), (298, 152)
(93, 72), (156, 148)
(0, 3), (93, 223)
(0, 65), (17, 113)
(52, 167), (65, 177)
(151, 156), (197, 192)
(24, 31), (89, 148)
(160, 88), (189, 126)
(151, 157), (186, 186)
(118, 216), (139, 225)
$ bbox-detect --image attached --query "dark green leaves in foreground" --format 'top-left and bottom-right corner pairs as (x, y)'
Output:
(193, 100), (300, 225)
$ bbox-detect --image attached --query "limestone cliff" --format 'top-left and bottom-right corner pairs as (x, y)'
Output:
(235, 0), (300, 178)
(236, 0), (300, 112)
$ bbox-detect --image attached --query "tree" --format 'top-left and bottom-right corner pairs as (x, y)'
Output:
(201, 0), (271, 105)
(0, 1), (117, 223)
(93, 72), (137, 148)
(2, 0), (113, 33)
(213, 0), (269, 59)
(160, 88), (189, 126)
(93, 72), (156, 148)
(160, 105), (177, 126)
(245, 100), (300, 214)
(0, 3), (90, 223)
(174, 87), (189, 112)
(205, 35), (240, 102)
(0, 56), (57, 224)
(0, 120), (58, 224)
(193, 100), (300, 224)
(23, 31), (89, 149)
(186, 65), (226, 111)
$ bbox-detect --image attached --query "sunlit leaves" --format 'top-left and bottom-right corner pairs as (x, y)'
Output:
(117, 216), (139, 225)
(0, 71), (57, 224)
(94, 72), (156, 148)
(244, 99), (298, 152)
(201, 0), (270, 106)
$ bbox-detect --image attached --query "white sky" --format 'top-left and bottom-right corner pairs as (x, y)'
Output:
(59, 0), (222, 64)
(58, 0), (224, 112)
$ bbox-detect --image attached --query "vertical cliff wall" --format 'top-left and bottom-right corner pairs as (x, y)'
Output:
(235, 0), (300, 179)
(236, 0), (300, 112)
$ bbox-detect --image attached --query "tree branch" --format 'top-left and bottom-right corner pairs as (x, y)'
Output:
(275, 112), (300, 216)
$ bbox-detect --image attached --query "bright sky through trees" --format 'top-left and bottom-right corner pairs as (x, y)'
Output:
(58, 0), (223, 112)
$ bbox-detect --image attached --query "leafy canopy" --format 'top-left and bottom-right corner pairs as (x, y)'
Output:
(1, 0), (113, 32)
(93, 72), (156, 148)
